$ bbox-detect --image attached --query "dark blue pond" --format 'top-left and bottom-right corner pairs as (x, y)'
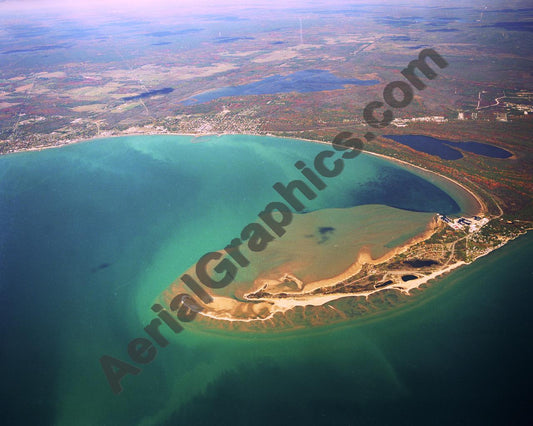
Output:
(384, 135), (512, 160)
(214, 36), (254, 43)
(2, 44), (70, 54)
(123, 87), (174, 101)
(182, 69), (379, 105)
(426, 28), (459, 33)
(485, 21), (533, 32)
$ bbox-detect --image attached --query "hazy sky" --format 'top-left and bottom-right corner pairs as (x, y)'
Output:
(0, 0), (529, 20)
(0, 0), (522, 12)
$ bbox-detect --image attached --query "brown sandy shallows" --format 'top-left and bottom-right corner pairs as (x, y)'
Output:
(4, 130), (489, 325)
(156, 212), (455, 324)
(265, 216), (439, 296)
(6, 131), (524, 328)
(150, 133), (515, 328)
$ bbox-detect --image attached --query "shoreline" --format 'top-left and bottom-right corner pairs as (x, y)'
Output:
(196, 216), (448, 323)
(363, 150), (486, 216)
(195, 260), (468, 324)
(7, 131), (521, 326)
(198, 228), (529, 325)
(3, 130), (485, 215)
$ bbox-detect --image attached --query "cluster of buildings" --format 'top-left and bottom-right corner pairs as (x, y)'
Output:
(458, 90), (533, 122)
(457, 109), (531, 122)
(392, 116), (448, 127)
(439, 215), (489, 233)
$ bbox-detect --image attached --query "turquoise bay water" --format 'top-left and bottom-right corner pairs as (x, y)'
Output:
(0, 135), (529, 425)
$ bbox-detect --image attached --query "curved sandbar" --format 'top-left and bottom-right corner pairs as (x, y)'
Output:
(5, 130), (490, 327)
(151, 134), (489, 328)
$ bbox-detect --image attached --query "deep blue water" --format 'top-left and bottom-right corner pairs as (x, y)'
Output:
(376, 16), (425, 27)
(123, 87), (174, 101)
(389, 35), (411, 41)
(385, 135), (513, 160)
(426, 28), (459, 33)
(1, 135), (522, 426)
(164, 232), (533, 426)
(2, 44), (71, 54)
(182, 70), (380, 105)
(214, 36), (254, 43)
(406, 44), (429, 49)
(145, 29), (204, 37)
(486, 21), (533, 32)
